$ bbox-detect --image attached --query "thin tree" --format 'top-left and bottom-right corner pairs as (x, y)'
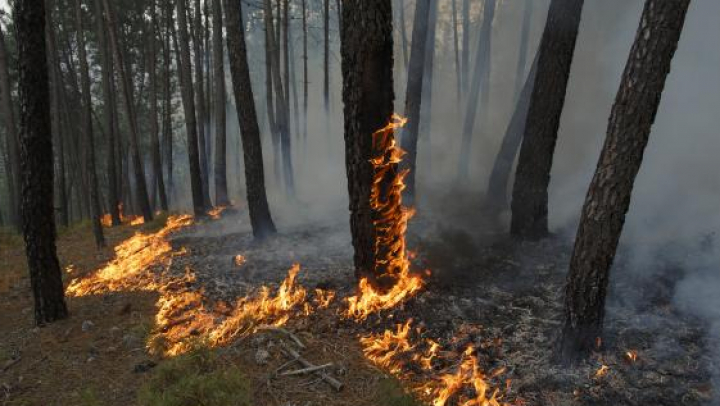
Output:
(323, 0), (329, 113)
(211, 0), (229, 206)
(162, 0), (174, 204)
(263, 0), (280, 182)
(398, 0), (408, 68)
(102, 0), (154, 222)
(15, 0), (68, 324)
(400, 0), (432, 206)
(191, 0), (211, 208)
(148, 0), (169, 211)
(461, 0), (469, 94)
(74, 0), (105, 247)
(418, 0), (438, 180)
(457, 0), (495, 180)
(513, 0), (533, 101)
(510, 0), (584, 240)
(176, 0), (206, 216)
(340, 0), (395, 282)
(0, 25), (20, 231)
(301, 0), (308, 142)
(451, 0), (461, 106)
(223, 0), (277, 238)
(559, 0), (691, 362)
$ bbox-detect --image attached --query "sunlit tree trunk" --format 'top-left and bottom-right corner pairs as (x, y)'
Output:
(400, 0), (432, 206)
(559, 0), (691, 362)
(15, 0), (69, 325)
(175, 0), (206, 216)
(102, 0), (154, 222)
(74, 0), (105, 247)
(341, 0), (395, 283)
(223, 0), (277, 238)
(212, 0), (229, 206)
(510, 0), (584, 240)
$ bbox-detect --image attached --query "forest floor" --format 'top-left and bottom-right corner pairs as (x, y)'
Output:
(0, 197), (716, 406)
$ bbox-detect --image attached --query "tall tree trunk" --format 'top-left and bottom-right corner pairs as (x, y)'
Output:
(400, 0), (432, 206)
(457, 0), (495, 180)
(264, 0), (294, 196)
(176, 0), (206, 216)
(212, 0), (229, 206)
(510, 0), (584, 240)
(148, 0), (169, 211)
(301, 0), (308, 142)
(263, 2), (280, 183)
(289, 7), (300, 140)
(193, 0), (212, 208)
(102, 0), (154, 222)
(340, 0), (395, 282)
(461, 0), (469, 95)
(486, 52), (538, 209)
(451, 0), (461, 107)
(323, 0), (329, 113)
(93, 0), (121, 226)
(163, 0), (174, 203)
(399, 0), (408, 68)
(74, 0), (106, 247)
(0, 25), (20, 231)
(223, 0), (277, 238)
(559, 0), (691, 362)
(15, 0), (69, 325)
(283, 0), (290, 121)
(418, 0), (438, 185)
(514, 0), (533, 101)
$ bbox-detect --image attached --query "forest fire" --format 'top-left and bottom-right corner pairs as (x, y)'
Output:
(345, 114), (424, 320)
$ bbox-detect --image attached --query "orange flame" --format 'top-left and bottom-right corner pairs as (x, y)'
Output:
(345, 114), (424, 320)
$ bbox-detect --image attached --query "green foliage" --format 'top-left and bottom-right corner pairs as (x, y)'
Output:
(375, 377), (423, 406)
(138, 347), (251, 406)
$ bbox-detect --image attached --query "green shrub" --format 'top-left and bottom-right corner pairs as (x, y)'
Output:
(138, 348), (251, 406)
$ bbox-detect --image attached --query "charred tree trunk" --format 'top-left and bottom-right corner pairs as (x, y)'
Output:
(486, 53), (538, 210)
(0, 25), (20, 231)
(457, 0), (495, 181)
(212, 0), (229, 206)
(510, 0), (584, 240)
(148, 0), (169, 212)
(193, 0), (212, 208)
(74, 0), (105, 247)
(400, 0), (432, 206)
(93, 0), (120, 226)
(176, 0), (206, 216)
(559, 0), (691, 362)
(514, 0), (533, 101)
(223, 0), (277, 238)
(340, 0), (395, 282)
(102, 0), (154, 222)
(15, 0), (69, 325)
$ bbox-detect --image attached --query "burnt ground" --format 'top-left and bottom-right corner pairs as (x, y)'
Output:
(0, 201), (716, 406)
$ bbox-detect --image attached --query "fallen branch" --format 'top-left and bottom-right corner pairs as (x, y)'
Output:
(279, 342), (343, 391)
(281, 363), (334, 376)
(256, 325), (306, 349)
(1, 357), (20, 373)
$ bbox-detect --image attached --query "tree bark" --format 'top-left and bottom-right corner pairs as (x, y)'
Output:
(400, 0), (432, 206)
(74, 0), (106, 247)
(148, 0), (169, 211)
(177, 0), (207, 216)
(340, 0), (395, 282)
(15, 0), (69, 325)
(223, 0), (277, 238)
(212, 0), (229, 206)
(163, 0), (174, 204)
(263, 1), (280, 182)
(0, 25), (20, 231)
(457, 0), (495, 180)
(510, 0), (584, 240)
(486, 52), (538, 210)
(559, 0), (691, 362)
(102, 0), (154, 222)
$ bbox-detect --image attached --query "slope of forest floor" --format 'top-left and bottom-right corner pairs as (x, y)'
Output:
(0, 201), (716, 406)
